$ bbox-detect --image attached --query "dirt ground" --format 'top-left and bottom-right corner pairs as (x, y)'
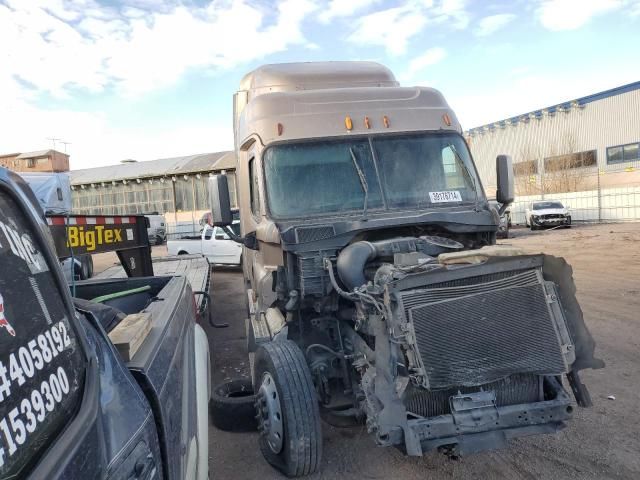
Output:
(204, 223), (640, 479)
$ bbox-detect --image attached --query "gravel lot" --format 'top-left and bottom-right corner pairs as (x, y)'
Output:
(203, 223), (640, 479)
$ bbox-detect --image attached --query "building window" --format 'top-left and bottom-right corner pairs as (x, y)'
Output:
(513, 160), (538, 176)
(607, 142), (640, 165)
(27, 158), (36, 168)
(544, 150), (597, 172)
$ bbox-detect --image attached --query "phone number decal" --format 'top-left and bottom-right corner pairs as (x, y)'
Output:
(0, 321), (71, 404)
(0, 321), (73, 468)
(0, 366), (70, 467)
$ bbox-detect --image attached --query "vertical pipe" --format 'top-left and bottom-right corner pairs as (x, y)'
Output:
(597, 166), (602, 222)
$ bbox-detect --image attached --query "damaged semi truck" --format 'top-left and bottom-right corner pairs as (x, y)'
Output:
(209, 62), (604, 477)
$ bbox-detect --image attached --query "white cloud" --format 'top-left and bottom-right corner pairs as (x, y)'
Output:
(0, 75), (233, 169)
(0, 0), (317, 97)
(537, 0), (621, 31)
(432, 0), (470, 29)
(318, 0), (381, 23)
(475, 13), (516, 36)
(408, 47), (447, 75)
(346, 1), (469, 56)
(346, 4), (428, 56)
(0, 0), (317, 168)
(449, 64), (640, 130)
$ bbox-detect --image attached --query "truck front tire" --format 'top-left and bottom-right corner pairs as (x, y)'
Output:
(254, 340), (322, 477)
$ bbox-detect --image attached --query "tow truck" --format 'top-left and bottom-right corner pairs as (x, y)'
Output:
(0, 168), (210, 479)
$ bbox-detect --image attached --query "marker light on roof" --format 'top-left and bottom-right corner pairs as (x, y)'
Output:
(277, 123), (284, 136)
(383, 115), (390, 128)
(443, 113), (452, 126)
(364, 116), (371, 129)
(345, 116), (353, 131)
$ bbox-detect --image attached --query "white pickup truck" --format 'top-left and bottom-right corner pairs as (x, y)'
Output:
(167, 221), (242, 265)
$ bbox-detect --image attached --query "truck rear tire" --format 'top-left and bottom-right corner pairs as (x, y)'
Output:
(254, 340), (322, 477)
(210, 378), (258, 432)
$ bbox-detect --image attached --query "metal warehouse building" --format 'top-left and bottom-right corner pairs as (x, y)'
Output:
(70, 151), (236, 237)
(465, 81), (640, 224)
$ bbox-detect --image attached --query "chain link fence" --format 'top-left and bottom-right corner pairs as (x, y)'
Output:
(509, 162), (640, 225)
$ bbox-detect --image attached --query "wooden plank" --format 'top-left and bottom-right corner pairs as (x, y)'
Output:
(108, 312), (153, 361)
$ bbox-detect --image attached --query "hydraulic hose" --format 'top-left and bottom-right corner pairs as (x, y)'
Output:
(192, 290), (228, 328)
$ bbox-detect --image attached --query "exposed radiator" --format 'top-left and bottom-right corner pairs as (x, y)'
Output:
(399, 269), (569, 389)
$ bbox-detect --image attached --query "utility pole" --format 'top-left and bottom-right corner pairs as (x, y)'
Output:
(60, 141), (71, 154)
(46, 137), (60, 150)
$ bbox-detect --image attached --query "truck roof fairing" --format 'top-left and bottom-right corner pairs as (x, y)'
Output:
(239, 61), (399, 98)
(236, 86), (462, 148)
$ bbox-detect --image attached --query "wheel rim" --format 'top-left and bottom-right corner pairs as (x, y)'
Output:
(256, 372), (284, 453)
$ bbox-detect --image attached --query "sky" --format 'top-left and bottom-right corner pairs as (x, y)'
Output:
(1, 0), (639, 170)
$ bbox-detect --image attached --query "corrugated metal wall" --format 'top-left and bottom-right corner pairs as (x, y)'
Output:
(467, 88), (640, 194)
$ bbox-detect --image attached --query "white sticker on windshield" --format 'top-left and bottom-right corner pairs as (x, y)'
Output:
(429, 191), (462, 203)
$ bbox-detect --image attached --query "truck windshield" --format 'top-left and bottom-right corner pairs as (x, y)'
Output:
(263, 132), (482, 219)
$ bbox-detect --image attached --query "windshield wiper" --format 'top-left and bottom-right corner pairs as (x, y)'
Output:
(448, 143), (480, 212)
(350, 147), (369, 219)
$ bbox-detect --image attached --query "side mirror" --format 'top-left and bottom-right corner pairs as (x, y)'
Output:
(243, 231), (258, 250)
(208, 175), (232, 227)
(496, 155), (514, 208)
